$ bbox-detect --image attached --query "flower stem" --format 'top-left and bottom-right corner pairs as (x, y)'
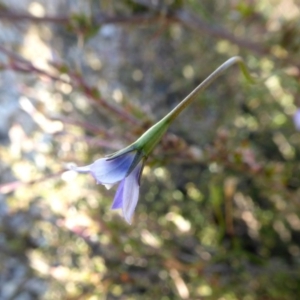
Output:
(130, 56), (257, 158)
(162, 56), (256, 123)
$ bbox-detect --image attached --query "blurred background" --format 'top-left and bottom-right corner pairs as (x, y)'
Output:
(0, 0), (300, 299)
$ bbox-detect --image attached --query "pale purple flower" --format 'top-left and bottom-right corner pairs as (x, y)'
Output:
(72, 151), (144, 224)
(294, 109), (300, 131)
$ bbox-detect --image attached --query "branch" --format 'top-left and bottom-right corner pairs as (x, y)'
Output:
(0, 10), (68, 23)
(4, 7), (299, 68)
(0, 45), (141, 126)
(0, 8), (164, 25)
(0, 8), (268, 56)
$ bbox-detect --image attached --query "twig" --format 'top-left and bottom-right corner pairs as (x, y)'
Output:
(2, 7), (300, 69)
(0, 8), (268, 56)
(0, 10), (68, 23)
(0, 45), (142, 126)
(72, 73), (141, 126)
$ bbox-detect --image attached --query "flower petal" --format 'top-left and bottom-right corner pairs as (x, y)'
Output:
(111, 179), (125, 210)
(70, 165), (92, 173)
(89, 152), (136, 185)
(122, 162), (143, 224)
(89, 154), (135, 184)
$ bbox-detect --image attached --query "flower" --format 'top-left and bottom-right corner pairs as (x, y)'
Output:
(71, 113), (170, 224)
(72, 150), (144, 224)
(70, 57), (255, 224)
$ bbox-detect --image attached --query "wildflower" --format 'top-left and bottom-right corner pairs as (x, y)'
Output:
(72, 149), (144, 224)
(72, 111), (171, 224)
(71, 56), (255, 223)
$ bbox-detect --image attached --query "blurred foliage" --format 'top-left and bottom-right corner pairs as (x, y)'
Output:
(1, 0), (300, 299)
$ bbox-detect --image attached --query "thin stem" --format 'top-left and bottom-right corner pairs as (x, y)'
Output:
(132, 56), (257, 157)
(162, 56), (256, 124)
